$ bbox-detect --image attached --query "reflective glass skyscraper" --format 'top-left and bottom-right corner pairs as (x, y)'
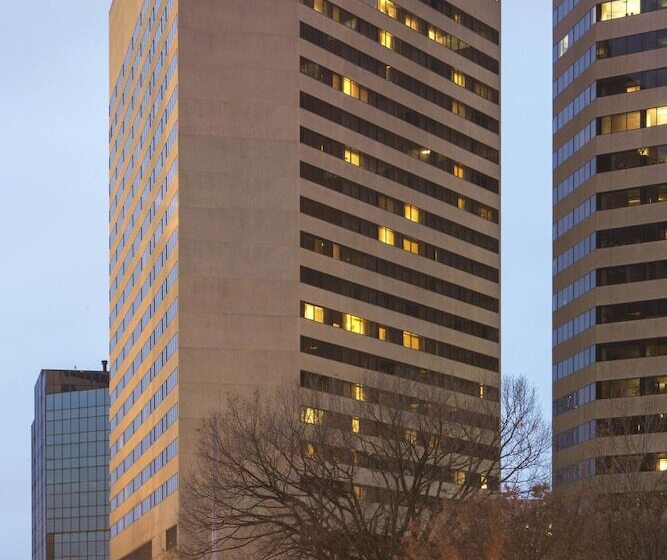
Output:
(552, 0), (667, 488)
(32, 368), (111, 560)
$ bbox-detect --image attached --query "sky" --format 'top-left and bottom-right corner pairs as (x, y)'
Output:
(0, 1), (552, 557)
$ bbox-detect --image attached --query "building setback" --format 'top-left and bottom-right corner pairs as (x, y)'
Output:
(552, 0), (667, 488)
(32, 367), (110, 560)
(107, 0), (500, 558)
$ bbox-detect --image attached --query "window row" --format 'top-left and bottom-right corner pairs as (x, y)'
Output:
(554, 420), (595, 452)
(553, 0), (581, 26)
(553, 82), (595, 134)
(376, 0), (499, 72)
(598, 65), (667, 97)
(553, 308), (595, 347)
(301, 234), (498, 312)
(110, 473), (178, 537)
(553, 196), (595, 240)
(553, 158), (596, 205)
(300, 23), (498, 132)
(597, 26), (667, 59)
(300, 59), (499, 163)
(414, 0), (499, 43)
(597, 0), (667, 21)
(300, 370), (498, 414)
(598, 220), (667, 248)
(599, 297), (667, 324)
(553, 345), (595, 382)
(553, 382), (595, 417)
(300, 336), (498, 397)
(111, 438), (177, 512)
(553, 270), (595, 311)
(300, 196), (498, 281)
(302, 0), (498, 103)
(110, 403), (178, 485)
(553, 233), (595, 276)
(300, 135), (498, 226)
(554, 119), (595, 169)
(598, 335), (667, 362)
(599, 105), (667, 134)
(302, 298), (496, 362)
(553, 44), (595, 98)
(300, 268), (499, 371)
(598, 143), (667, 172)
(300, 93), (498, 193)
(301, 163), (497, 250)
(555, 452), (667, 486)
(111, 369), (178, 458)
(598, 182), (667, 210)
(300, 264), (497, 342)
(554, 6), (594, 61)
(46, 389), (108, 411)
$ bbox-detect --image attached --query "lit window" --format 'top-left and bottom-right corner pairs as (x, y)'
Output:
(452, 70), (466, 88)
(379, 30), (394, 49)
(332, 243), (341, 260)
(453, 164), (464, 179)
(352, 384), (365, 401)
(452, 100), (466, 118)
(345, 148), (360, 166)
(353, 485), (365, 499)
(479, 384), (485, 399)
(378, 226), (395, 246)
(306, 443), (316, 458)
(404, 14), (419, 30)
(480, 474), (488, 490)
(377, 0), (397, 18)
(455, 471), (466, 485)
(344, 314), (367, 335)
(404, 204), (420, 223)
(626, 84), (640, 93)
(304, 303), (324, 323)
(302, 407), (324, 425)
(342, 76), (360, 99)
(314, 0), (326, 14)
(418, 148), (431, 160)
(457, 197), (466, 210)
(658, 457), (667, 472)
(403, 331), (420, 350)
(403, 238), (419, 254)
(378, 326), (387, 341)
(351, 417), (360, 433)
(405, 429), (418, 444)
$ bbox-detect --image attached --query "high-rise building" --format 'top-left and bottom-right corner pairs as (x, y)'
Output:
(108, 0), (500, 557)
(32, 367), (110, 560)
(552, 0), (667, 488)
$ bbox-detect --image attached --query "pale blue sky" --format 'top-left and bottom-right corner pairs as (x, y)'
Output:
(0, 1), (552, 557)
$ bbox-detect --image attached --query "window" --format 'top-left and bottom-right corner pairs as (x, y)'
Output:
(166, 526), (177, 551)
(378, 326), (387, 341)
(306, 443), (316, 458)
(452, 70), (466, 88)
(453, 164), (464, 179)
(344, 314), (367, 335)
(405, 429), (418, 444)
(351, 417), (360, 433)
(379, 29), (394, 49)
(455, 471), (466, 485)
(378, 226), (395, 246)
(377, 0), (397, 18)
(344, 148), (360, 166)
(479, 384), (485, 399)
(403, 238), (419, 254)
(352, 384), (365, 401)
(302, 407), (324, 425)
(403, 331), (420, 350)
(314, 0), (326, 13)
(599, 0), (642, 20)
(658, 456), (667, 472)
(404, 204), (420, 223)
(404, 14), (419, 30)
(353, 485), (366, 499)
(303, 303), (324, 323)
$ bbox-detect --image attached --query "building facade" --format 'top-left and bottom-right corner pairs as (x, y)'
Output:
(31, 368), (110, 560)
(553, 0), (667, 488)
(108, 0), (500, 557)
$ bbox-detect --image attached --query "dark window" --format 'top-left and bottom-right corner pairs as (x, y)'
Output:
(597, 220), (667, 248)
(597, 27), (667, 60)
(597, 336), (667, 362)
(598, 183), (667, 210)
(597, 297), (667, 324)
(597, 259), (667, 286)
(166, 525), (177, 551)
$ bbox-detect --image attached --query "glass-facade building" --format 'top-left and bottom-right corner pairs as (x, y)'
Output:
(108, 1), (500, 557)
(552, 0), (667, 488)
(32, 368), (110, 560)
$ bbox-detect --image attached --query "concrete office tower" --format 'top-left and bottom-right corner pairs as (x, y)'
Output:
(108, 0), (500, 557)
(32, 367), (110, 560)
(553, 0), (667, 489)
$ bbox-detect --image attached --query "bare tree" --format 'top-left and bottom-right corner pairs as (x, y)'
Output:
(178, 374), (549, 560)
